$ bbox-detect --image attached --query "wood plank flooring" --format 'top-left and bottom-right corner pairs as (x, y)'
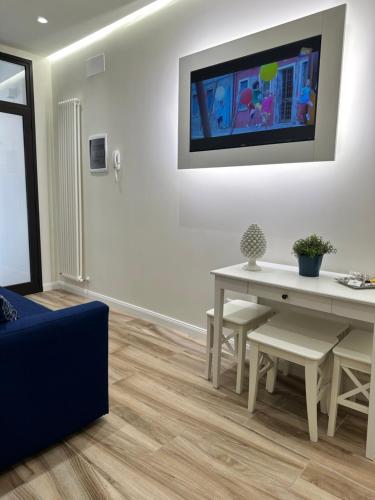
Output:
(1, 290), (375, 499)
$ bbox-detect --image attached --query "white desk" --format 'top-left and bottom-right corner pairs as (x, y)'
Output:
(211, 261), (375, 459)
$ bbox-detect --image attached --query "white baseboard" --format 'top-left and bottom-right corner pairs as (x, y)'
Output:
(43, 281), (61, 291)
(48, 280), (206, 340)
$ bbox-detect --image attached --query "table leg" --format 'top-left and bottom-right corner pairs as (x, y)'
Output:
(212, 280), (224, 389)
(366, 319), (375, 459)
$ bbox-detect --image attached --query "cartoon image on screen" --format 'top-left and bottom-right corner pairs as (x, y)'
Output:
(190, 36), (321, 152)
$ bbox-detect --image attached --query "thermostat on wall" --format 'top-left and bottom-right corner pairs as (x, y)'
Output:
(89, 134), (107, 172)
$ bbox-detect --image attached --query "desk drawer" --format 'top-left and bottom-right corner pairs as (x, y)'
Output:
(217, 276), (248, 294)
(332, 299), (375, 323)
(248, 282), (332, 313)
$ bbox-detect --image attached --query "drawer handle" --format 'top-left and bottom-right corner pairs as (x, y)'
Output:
(282, 294), (289, 300)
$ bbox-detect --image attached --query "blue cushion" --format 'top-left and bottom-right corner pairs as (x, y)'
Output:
(0, 287), (49, 319)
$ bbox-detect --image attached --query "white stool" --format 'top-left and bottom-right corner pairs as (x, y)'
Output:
(206, 300), (273, 394)
(328, 329), (372, 437)
(247, 312), (349, 442)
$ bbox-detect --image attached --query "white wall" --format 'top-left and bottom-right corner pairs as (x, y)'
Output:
(0, 44), (53, 287)
(51, 0), (375, 328)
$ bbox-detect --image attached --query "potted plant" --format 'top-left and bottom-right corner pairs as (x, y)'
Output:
(292, 234), (337, 277)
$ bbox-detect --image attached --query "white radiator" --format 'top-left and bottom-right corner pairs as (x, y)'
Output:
(57, 98), (84, 282)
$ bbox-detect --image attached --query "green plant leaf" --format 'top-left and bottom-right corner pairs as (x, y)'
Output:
(292, 234), (337, 257)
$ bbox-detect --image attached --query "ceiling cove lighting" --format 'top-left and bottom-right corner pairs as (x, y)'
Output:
(48, 0), (175, 62)
(37, 16), (48, 24)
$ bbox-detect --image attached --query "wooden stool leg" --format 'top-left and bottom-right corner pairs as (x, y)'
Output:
(328, 355), (342, 437)
(234, 333), (239, 358)
(319, 356), (332, 415)
(205, 318), (214, 380)
(248, 342), (260, 413)
(236, 327), (247, 395)
(282, 360), (289, 376)
(266, 356), (278, 394)
(305, 362), (319, 442)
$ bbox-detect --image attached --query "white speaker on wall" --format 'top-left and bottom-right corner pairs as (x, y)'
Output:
(86, 54), (105, 78)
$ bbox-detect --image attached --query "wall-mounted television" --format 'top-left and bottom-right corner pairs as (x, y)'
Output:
(178, 5), (346, 169)
(190, 36), (321, 152)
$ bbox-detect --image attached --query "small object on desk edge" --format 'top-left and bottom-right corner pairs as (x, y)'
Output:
(336, 276), (375, 290)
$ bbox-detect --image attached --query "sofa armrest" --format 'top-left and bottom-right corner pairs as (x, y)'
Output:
(0, 301), (109, 470)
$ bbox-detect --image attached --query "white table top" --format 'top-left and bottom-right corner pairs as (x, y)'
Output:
(211, 261), (375, 307)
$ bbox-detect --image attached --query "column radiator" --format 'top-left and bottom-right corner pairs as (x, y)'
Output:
(57, 98), (84, 282)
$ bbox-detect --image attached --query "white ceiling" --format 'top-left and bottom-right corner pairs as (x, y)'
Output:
(0, 0), (154, 56)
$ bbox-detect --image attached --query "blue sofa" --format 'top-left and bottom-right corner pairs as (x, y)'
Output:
(0, 287), (109, 471)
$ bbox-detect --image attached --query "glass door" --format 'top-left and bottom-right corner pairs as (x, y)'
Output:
(0, 53), (42, 294)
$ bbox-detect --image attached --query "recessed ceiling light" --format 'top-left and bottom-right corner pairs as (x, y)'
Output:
(37, 16), (48, 24)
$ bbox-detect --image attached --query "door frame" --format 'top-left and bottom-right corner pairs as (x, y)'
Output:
(0, 51), (43, 295)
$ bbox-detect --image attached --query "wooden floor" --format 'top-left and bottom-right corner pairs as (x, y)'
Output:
(1, 290), (375, 499)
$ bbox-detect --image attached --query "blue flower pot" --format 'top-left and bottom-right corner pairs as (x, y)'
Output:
(298, 255), (323, 277)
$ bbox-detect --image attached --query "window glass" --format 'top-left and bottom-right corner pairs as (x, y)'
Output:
(0, 60), (26, 105)
(0, 112), (31, 285)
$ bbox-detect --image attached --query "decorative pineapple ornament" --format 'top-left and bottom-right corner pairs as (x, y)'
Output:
(240, 224), (266, 271)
